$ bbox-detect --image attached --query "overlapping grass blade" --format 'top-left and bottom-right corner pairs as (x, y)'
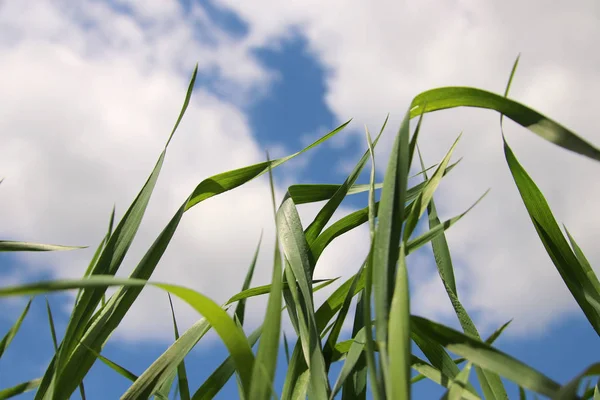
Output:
(0, 241), (84, 252)
(304, 116), (387, 246)
(442, 362), (473, 400)
(277, 195), (330, 398)
(167, 293), (190, 400)
(415, 147), (507, 399)
(374, 107), (412, 398)
(0, 276), (256, 398)
(410, 87), (600, 162)
(0, 298), (32, 358)
(412, 316), (561, 397)
(248, 157), (283, 400)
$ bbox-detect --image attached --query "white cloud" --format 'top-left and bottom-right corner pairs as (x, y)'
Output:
(212, 0), (600, 336)
(0, 0), (370, 342)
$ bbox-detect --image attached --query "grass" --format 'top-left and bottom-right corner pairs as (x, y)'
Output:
(1, 57), (599, 399)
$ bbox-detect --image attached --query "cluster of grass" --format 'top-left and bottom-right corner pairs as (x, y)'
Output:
(1, 57), (599, 399)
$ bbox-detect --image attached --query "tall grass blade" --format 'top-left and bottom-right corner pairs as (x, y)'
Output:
(0, 378), (41, 399)
(234, 232), (263, 326)
(248, 156), (283, 400)
(0, 298), (32, 358)
(0, 241), (84, 252)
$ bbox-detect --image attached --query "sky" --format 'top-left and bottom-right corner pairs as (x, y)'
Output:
(0, 0), (598, 398)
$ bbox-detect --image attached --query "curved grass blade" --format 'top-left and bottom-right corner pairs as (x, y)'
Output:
(503, 137), (600, 335)
(225, 279), (335, 305)
(288, 183), (384, 204)
(0, 241), (85, 252)
(0, 276), (255, 399)
(184, 120), (350, 211)
(0, 378), (41, 399)
(0, 298), (32, 358)
(410, 87), (600, 162)
(412, 316), (561, 397)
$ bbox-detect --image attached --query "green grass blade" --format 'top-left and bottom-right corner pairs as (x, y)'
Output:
(554, 363), (600, 399)
(287, 183), (383, 204)
(79, 342), (138, 382)
(167, 294), (190, 400)
(184, 120), (351, 211)
(0, 241), (84, 252)
(123, 317), (212, 400)
(387, 243), (411, 399)
(45, 298), (58, 351)
(0, 378), (41, 399)
(503, 137), (600, 334)
(192, 326), (262, 399)
(0, 276), (255, 399)
(403, 133), (461, 240)
(412, 316), (561, 397)
(234, 232), (263, 326)
(443, 362), (473, 400)
(225, 279), (335, 305)
(248, 156), (283, 400)
(0, 298), (32, 358)
(277, 196), (330, 399)
(410, 86), (600, 162)
(330, 327), (367, 399)
(372, 107), (411, 397)
(341, 292), (367, 400)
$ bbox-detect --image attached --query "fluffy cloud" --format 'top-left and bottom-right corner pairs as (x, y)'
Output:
(0, 0), (370, 341)
(213, 0), (600, 335)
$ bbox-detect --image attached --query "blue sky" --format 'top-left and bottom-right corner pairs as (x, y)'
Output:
(0, 0), (599, 398)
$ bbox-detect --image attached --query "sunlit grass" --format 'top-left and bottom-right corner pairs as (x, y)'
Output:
(1, 58), (599, 399)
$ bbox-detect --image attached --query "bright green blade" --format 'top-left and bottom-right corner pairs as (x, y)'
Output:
(167, 294), (190, 400)
(503, 137), (600, 335)
(372, 106), (411, 398)
(122, 318), (212, 400)
(410, 86), (600, 162)
(248, 156), (283, 400)
(0, 241), (84, 252)
(387, 242), (411, 399)
(184, 120), (350, 211)
(276, 195), (330, 399)
(341, 292), (367, 400)
(308, 160), (460, 263)
(0, 298), (32, 358)
(403, 133), (461, 240)
(0, 276), (256, 398)
(0, 378), (41, 399)
(234, 232), (263, 326)
(412, 316), (561, 397)
(225, 279), (336, 305)
(79, 342), (138, 382)
(443, 362), (473, 400)
(330, 326), (367, 399)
